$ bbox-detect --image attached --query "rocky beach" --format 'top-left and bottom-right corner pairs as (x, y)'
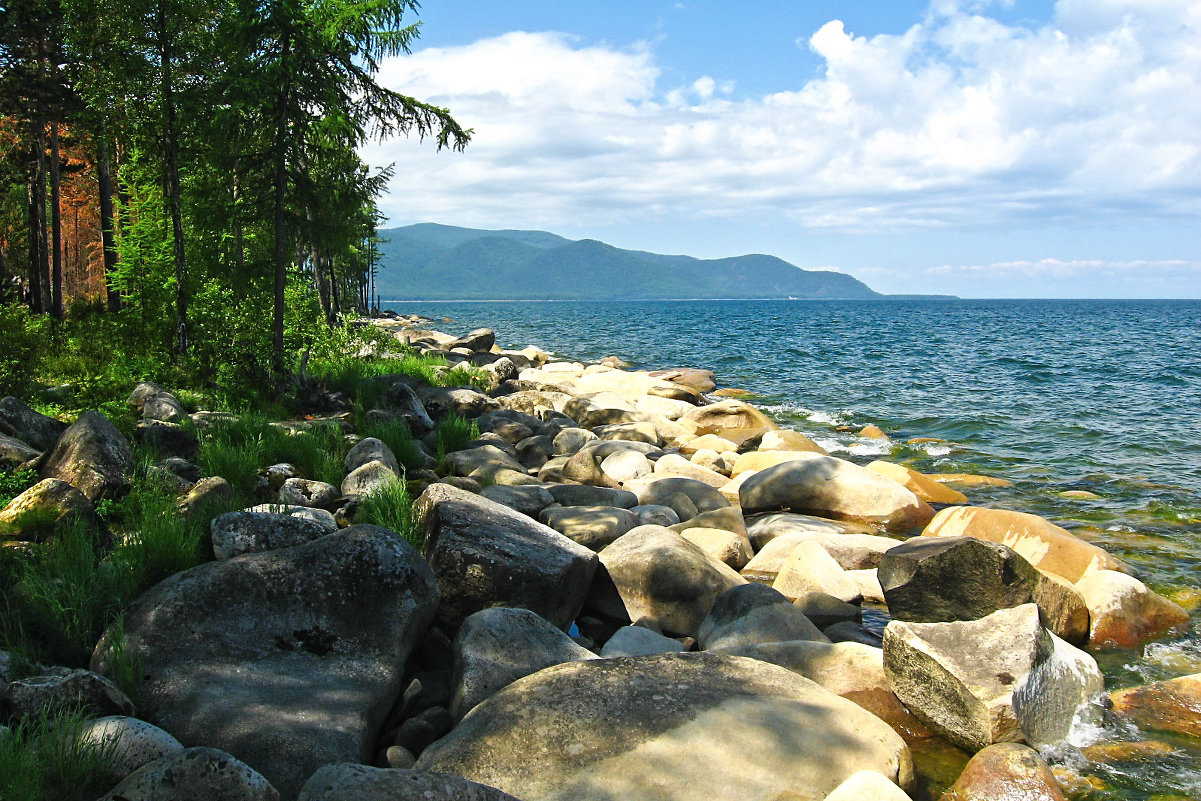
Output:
(0, 315), (1196, 801)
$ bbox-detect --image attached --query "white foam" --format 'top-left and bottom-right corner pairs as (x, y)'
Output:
(922, 444), (953, 457)
(848, 441), (894, 457)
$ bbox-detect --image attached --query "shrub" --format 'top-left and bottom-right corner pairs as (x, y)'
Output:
(0, 468), (38, 508)
(0, 303), (50, 397)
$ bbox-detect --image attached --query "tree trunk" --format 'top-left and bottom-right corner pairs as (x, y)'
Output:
(326, 249), (340, 323)
(158, 1), (188, 358)
(97, 135), (122, 312)
(49, 122), (63, 320)
(31, 118), (50, 314)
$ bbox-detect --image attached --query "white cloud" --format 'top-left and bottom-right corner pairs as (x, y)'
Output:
(365, 2), (1201, 234)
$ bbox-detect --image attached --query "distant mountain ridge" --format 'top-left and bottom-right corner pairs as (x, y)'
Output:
(374, 223), (883, 301)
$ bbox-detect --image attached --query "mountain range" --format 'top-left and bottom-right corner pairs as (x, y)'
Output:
(374, 223), (887, 301)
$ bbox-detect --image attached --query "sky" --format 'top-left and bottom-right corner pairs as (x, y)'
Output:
(362, 0), (1201, 298)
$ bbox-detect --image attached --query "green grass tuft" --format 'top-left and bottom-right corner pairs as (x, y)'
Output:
(355, 474), (421, 551)
(435, 412), (481, 464)
(0, 705), (122, 801)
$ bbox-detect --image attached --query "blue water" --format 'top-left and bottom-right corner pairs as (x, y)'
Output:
(386, 298), (1201, 799)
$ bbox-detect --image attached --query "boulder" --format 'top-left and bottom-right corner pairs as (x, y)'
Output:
(1108, 673), (1201, 738)
(552, 427), (598, 456)
(593, 421), (662, 446)
(0, 395), (68, 450)
(178, 476), (235, 516)
(698, 583), (828, 650)
(746, 512), (877, 550)
(630, 504), (680, 527)
(848, 569), (886, 604)
(479, 484), (556, 518)
(598, 625), (687, 657)
(0, 478), (94, 538)
(742, 531), (900, 583)
(937, 742), (1066, 801)
(878, 537), (1042, 623)
(741, 454), (934, 532)
(628, 476), (731, 514)
(417, 652), (913, 801)
(209, 510), (336, 559)
(824, 771), (911, 801)
(91, 526), (439, 799)
(142, 391), (187, 423)
(74, 716), (184, 787)
(634, 395), (697, 420)
(1030, 572), (1091, 647)
(771, 540), (861, 603)
(298, 765), (522, 801)
(2, 668), (135, 721)
(732, 450), (820, 478)
(450, 328), (497, 352)
(539, 505), (640, 551)
(794, 591), (861, 629)
(680, 527), (751, 569)
(418, 387), (499, 420)
(652, 453), (728, 488)
(38, 410), (132, 502)
(680, 399), (778, 435)
(883, 604), (1104, 753)
(679, 433), (738, 455)
(416, 483), (598, 630)
(757, 429), (828, 455)
(921, 507), (1127, 583)
(135, 419), (200, 461)
(127, 380), (167, 414)
(278, 478), (340, 510)
(1074, 569), (1189, 648)
(98, 747), (279, 801)
(341, 460), (400, 497)
(244, 503), (338, 529)
(867, 461), (968, 505)
(451, 607), (598, 720)
(648, 367), (717, 393)
(590, 525), (746, 637)
(345, 437), (401, 475)
(599, 448), (653, 483)
(379, 382), (436, 433)
(515, 435), (554, 469)
(0, 431), (40, 468)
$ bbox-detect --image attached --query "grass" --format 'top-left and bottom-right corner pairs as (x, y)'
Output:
(435, 412), (481, 464)
(0, 705), (122, 801)
(195, 412), (349, 494)
(355, 474), (421, 550)
(358, 418), (427, 471)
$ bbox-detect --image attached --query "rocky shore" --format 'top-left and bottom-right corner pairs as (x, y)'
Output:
(0, 316), (1195, 801)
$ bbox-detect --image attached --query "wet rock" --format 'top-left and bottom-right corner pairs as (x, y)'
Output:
(98, 747), (279, 801)
(298, 764), (522, 801)
(1075, 569), (1190, 649)
(740, 454), (934, 532)
(38, 410), (132, 502)
(867, 461), (969, 505)
(1108, 673), (1201, 738)
(883, 604), (1104, 753)
(539, 505), (640, 551)
(0, 396), (68, 451)
(416, 483), (598, 630)
(938, 742), (1066, 801)
(417, 651), (913, 801)
(698, 583), (828, 650)
(0, 478), (94, 539)
(590, 525), (746, 637)
(92, 526), (438, 799)
(921, 507), (1127, 583)
(451, 607), (598, 720)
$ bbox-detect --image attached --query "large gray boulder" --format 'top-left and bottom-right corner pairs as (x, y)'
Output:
(546, 483), (638, 509)
(341, 459), (400, 497)
(142, 391), (187, 423)
(589, 525), (746, 637)
(417, 652), (913, 801)
(698, 583), (829, 650)
(883, 604), (1104, 753)
(37, 410), (132, 502)
(298, 765), (522, 801)
(416, 483), (598, 631)
(598, 625), (687, 657)
(479, 484), (556, 517)
(209, 511), (335, 559)
(739, 455), (934, 532)
(450, 607), (598, 720)
(99, 747), (279, 801)
(0, 395), (67, 450)
(92, 526), (439, 799)
(2, 668), (135, 721)
(380, 382), (436, 433)
(627, 476), (731, 514)
(278, 478), (340, 510)
(0, 431), (40, 468)
(539, 505), (640, 551)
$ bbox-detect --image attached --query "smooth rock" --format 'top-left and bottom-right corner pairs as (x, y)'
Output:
(921, 507), (1127, 583)
(772, 540), (861, 603)
(590, 525), (746, 637)
(0, 478), (94, 538)
(345, 437), (401, 475)
(794, 591), (862, 628)
(938, 742), (1066, 801)
(479, 484), (556, 517)
(680, 527), (752, 569)
(546, 483), (638, 509)
(680, 399), (778, 435)
(628, 476), (731, 514)
(142, 391), (187, 423)
(848, 569), (887, 603)
(92, 526), (439, 799)
(127, 380), (166, 414)
(698, 583), (828, 649)
(630, 504), (680, 527)
(757, 429), (828, 455)
(552, 427), (597, 456)
(98, 747), (279, 801)
(1108, 673), (1201, 738)
(652, 453), (728, 488)
(679, 433), (738, 455)
(825, 771), (912, 801)
(883, 604), (1104, 753)
(341, 459), (400, 497)
(593, 422), (662, 447)
(741, 455), (934, 532)
(75, 716), (184, 787)
(648, 367), (717, 393)
(443, 446), (525, 480)
(417, 651), (913, 801)
(540, 505), (641, 551)
(599, 449), (653, 483)
(0, 431), (40, 468)
(38, 410), (132, 502)
(418, 387), (499, 420)
(867, 461), (969, 505)
(451, 607), (598, 720)
(1075, 569), (1190, 649)
(298, 764), (522, 801)
(416, 483), (598, 630)
(732, 450), (821, 478)
(0, 396), (67, 450)
(599, 625), (687, 657)
(209, 511), (335, 559)
(747, 512), (877, 550)
(178, 476), (235, 515)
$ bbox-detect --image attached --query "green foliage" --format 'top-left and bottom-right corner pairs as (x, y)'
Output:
(435, 412), (480, 464)
(354, 474), (420, 550)
(195, 411), (349, 493)
(0, 304), (51, 397)
(0, 705), (121, 801)
(358, 419), (425, 471)
(0, 468), (38, 508)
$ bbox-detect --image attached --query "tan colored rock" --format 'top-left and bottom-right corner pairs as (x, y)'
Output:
(653, 453), (729, 488)
(689, 449), (731, 477)
(758, 429), (828, 455)
(747, 512), (878, 549)
(719, 472), (756, 503)
(848, 569), (886, 603)
(679, 434), (738, 455)
(867, 461), (968, 505)
(1108, 673), (1201, 738)
(732, 450), (819, 478)
(1032, 571), (1091, 647)
(859, 425), (889, 440)
(681, 399), (779, 436)
(772, 540), (860, 603)
(0, 478), (94, 538)
(681, 527), (752, 570)
(741, 454), (934, 532)
(921, 507), (1127, 583)
(938, 742), (1065, 801)
(925, 474), (1014, 488)
(1075, 569), (1189, 649)
(741, 531), (900, 584)
(634, 396), (696, 420)
(825, 771), (911, 801)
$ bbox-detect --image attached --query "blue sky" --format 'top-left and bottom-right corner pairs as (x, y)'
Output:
(364, 0), (1201, 298)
